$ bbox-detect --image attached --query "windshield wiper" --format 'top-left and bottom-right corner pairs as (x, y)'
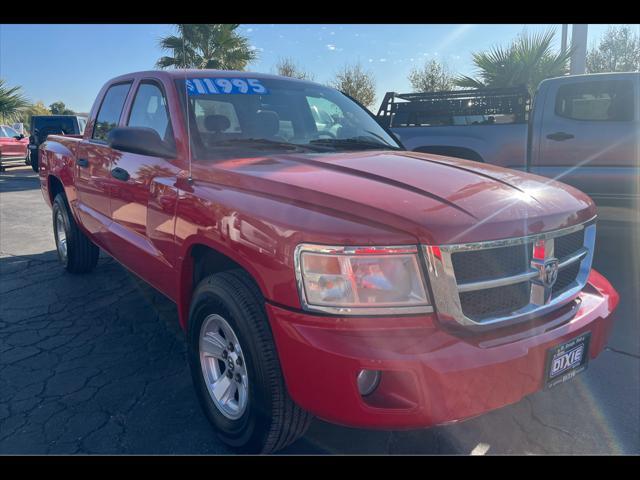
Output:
(209, 138), (323, 152)
(307, 137), (401, 151)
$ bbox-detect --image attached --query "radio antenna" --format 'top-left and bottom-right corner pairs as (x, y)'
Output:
(182, 25), (193, 185)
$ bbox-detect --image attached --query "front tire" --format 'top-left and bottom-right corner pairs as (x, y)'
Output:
(52, 193), (99, 273)
(188, 270), (313, 453)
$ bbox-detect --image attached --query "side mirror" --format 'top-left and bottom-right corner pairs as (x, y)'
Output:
(13, 134), (24, 140)
(107, 127), (176, 158)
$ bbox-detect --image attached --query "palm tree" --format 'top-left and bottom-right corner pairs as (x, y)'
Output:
(0, 79), (29, 124)
(455, 29), (574, 95)
(156, 24), (257, 70)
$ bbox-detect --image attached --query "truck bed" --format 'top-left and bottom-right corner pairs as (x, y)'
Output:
(392, 123), (528, 169)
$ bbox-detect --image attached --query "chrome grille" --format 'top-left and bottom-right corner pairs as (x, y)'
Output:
(451, 242), (533, 284)
(459, 282), (530, 321)
(554, 230), (585, 259)
(552, 262), (581, 296)
(423, 219), (596, 328)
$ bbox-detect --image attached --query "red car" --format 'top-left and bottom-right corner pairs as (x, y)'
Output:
(38, 70), (619, 453)
(0, 125), (29, 170)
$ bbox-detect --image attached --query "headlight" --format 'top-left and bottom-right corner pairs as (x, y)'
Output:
(294, 244), (432, 315)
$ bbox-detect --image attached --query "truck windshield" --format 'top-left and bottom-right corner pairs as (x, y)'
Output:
(176, 77), (402, 159)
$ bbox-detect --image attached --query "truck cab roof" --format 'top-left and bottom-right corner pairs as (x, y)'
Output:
(106, 69), (324, 88)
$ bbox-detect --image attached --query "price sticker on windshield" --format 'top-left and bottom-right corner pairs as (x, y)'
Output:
(186, 78), (269, 96)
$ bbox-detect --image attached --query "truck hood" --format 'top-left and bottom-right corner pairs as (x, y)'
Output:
(202, 150), (596, 245)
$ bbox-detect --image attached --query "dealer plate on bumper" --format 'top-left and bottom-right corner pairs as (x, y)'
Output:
(545, 332), (591, 389)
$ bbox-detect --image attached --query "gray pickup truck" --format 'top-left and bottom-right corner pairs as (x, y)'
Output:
(377, 72), (639, 212)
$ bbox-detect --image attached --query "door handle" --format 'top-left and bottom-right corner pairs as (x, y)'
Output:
(111, 167), (130, 182)
(546, 131), (574, 141)
(77, 158), (89, 167)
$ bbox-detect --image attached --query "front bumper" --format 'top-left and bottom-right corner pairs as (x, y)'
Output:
(267, 269), (618, 429)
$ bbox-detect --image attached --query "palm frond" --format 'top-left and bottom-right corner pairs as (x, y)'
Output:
(0, 79), (29, 122)
(156, 24), (256, 71)
(458, 28), (572, 94)
(453, 74), (486, 89)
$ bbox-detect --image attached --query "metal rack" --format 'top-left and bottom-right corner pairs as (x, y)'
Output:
(376, 87), (531, 128)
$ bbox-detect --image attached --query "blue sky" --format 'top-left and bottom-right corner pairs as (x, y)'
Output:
(0, 24), (623, 113)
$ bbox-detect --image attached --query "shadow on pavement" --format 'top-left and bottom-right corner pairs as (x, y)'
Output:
(592, 220), (640, 356)
(0, 168), (41, 194)
(0, 251), (230, 454)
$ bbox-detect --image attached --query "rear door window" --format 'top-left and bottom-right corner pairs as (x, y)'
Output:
(92, 82), (132, 142)
(555, 80), (635, 122)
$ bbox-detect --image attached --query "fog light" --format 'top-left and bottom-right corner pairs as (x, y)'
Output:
(357, 369), (381, 396)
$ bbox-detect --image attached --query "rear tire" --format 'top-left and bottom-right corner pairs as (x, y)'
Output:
(52, 193), (99, 273)
(187, 269), (313, 453)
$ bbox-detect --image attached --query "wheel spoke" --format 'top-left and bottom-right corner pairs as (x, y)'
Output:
(201, 331), (226, 359)
(212, 375), (234, 404)
(55, 212), (67, 259)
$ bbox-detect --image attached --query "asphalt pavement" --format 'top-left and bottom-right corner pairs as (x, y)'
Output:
(1, 167), (638, 454)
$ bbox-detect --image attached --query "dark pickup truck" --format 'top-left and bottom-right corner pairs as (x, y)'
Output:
(29, 115), (87, 172)
(378, 72), (640, 214)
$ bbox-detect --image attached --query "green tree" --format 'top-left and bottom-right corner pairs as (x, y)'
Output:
(0, 79), (29, 124)
(49, 101), (75, 115)
(455, 29), (573, 95)
(275, 57), (315, 81)
(408, 59), (456, 92)
(15, 101), (51, 133)
(156, 24), (257, 70)
(329, 63), (377, 109)
(587, 25), (640, 73)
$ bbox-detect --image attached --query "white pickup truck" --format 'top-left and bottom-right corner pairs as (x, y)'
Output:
(377, 72), (639, 211)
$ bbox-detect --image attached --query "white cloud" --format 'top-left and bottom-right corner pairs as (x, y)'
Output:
(379, 58), (387, 62)
(326, 44), (337, 51)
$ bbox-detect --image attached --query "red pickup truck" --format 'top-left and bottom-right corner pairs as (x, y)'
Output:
(39, 70), (619, 453)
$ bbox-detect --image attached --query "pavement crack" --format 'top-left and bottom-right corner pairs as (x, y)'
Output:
(525, 397), (574, 439)
(605, 346), (640, 360)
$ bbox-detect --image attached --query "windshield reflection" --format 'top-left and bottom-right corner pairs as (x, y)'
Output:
(176, 78), (402, 159)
